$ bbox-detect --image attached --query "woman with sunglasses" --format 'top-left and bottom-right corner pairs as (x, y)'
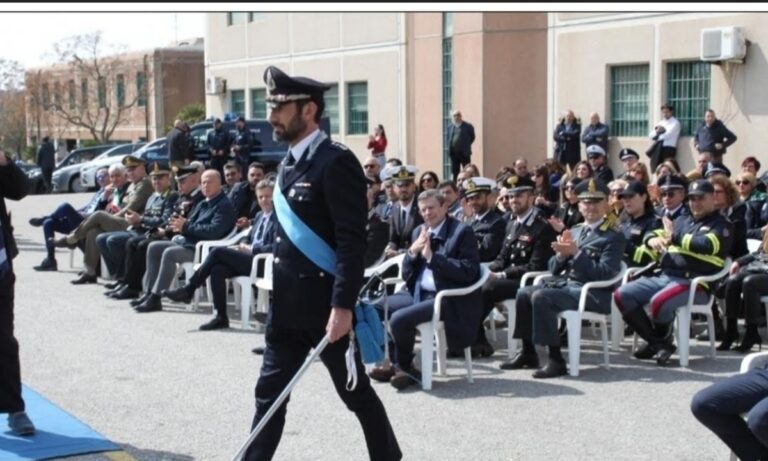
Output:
(418, 171), (440, 193)
(548, 176), (583, 234)
(532, 164), (559, 217)
(735, 172), (768, 239)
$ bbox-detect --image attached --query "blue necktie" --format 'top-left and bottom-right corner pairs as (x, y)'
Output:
(0, 220), (9, 278)
(255, 216), (266, 243)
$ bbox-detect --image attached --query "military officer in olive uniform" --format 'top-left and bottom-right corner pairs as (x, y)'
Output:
(243, 66), (401, 461)
(383, 165), (423, 259)
(512, 178), (627, 378)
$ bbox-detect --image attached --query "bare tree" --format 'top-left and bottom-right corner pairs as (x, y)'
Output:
(0, 59), (27, 157)
(27, 32), (151, 143)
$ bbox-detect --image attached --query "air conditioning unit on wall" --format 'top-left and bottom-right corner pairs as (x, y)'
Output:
(205, 76), (225, 95)
(700, 26), (747, 63)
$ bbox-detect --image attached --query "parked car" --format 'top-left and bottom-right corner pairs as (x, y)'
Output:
(79, 142), (146, 190)
(16, 161), (46, 194)
(133, 137), (168, 163)
(52, 144), (116, 193)
(181, 117), (331, 171)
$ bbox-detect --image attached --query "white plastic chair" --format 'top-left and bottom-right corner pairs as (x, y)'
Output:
(416, 265), (490, 391)
(675, 258), (731, 367)
(229, 253), (273, 330)
(729, 351), (768, 461)
(502, 270), (550, 359)
(556, 262), (627, 377)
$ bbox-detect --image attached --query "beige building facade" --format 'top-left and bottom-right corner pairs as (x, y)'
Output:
(26, 43), (205, 149)
(205, 12), (549, 179)
(549, 12), (768, 176)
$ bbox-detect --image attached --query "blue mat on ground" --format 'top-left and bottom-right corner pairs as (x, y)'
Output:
(0, 385), (119, 461)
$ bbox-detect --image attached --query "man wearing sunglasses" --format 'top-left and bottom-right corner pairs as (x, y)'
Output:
(655, 174), (690, 221)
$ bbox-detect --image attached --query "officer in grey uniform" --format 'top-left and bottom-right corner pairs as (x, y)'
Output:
(512, 178), (626, 378)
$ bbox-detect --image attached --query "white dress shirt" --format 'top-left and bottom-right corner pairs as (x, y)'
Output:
(418, 219), (447, 293)
(650, 116), (681, 148)
(288, 128), (321, 163)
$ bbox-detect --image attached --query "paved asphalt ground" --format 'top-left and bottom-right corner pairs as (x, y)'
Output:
(5, 192), (746, 460)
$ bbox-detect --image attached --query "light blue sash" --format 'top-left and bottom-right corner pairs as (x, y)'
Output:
(273, 176), (337, 276)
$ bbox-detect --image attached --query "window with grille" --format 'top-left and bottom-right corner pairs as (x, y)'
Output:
(666, 61), (710, 136)
(231, 90), (245, 117)
(610, 65), (649, 137)
(442, 12), (454, 179)
(325, 84), (339, 134)
(136, 72), (146, 107)
(250, 88), (266, 119)
(227, 12), (247, 26)
(347, 82), (368, 135)
(116, 74), (125, 107)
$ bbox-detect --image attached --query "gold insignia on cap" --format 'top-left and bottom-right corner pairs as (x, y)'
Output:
(266, 68), (276, 92)
(394, 166), (411, 180)
(153, 163), (160, 173)
(466, 179), (477, 191)
(588, 179), (597, 193)
(172, 165), (179, 174)
(506, 175), (518, 187)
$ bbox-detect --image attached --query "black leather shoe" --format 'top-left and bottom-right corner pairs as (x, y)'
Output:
(71, 273), (98, 285)
(390, 366), (422, 390)
(532, 360), (567, 379)
(162, 286), (194, 304)
(104, 283), (127, 297)
(500, 352), (539, 370)
(104, 281), (122, 290)
(199, 316), (229, 330)
(471, 341), (495, 358)
(33, 257), (57, 272)
(8, 411), (35, 436)
(654, 344), (677, 366)
(130, 292), (151, 307)
(633, 343), (659, 360)
(29, 217), (45, 227)
(134, 294), (162, 313)
(112, 286), (140, 300)
(251, 346), (266, 355)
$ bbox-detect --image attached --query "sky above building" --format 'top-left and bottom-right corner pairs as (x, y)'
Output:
(0, 12), (205, 69)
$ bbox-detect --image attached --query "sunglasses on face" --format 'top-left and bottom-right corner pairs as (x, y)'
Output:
(565, 186), (576, 191)
(364, 164), (377, 169)
(735, 180), (750, 186)
(610, 190), (623, 196)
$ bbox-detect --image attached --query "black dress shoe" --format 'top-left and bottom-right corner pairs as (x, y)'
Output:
(654, 344), (677, 366)
(734, 330), (763, 353)
(532, 360), (567, 379)
(162, 286), (194, 304)
(252, 346), (266, 355)
(104, 281), (122, 290)
(71, 273), (98, 285)
(29, 217), (45, 227)
(130, 292), (151, 307)
(199, 316), (229, 330)
(500, 352), (540, 370)
(633, 343), (659, 360)
(471, 341), (495, 358)
(33, 257), (58, 272)
(104, 283), (127, 297)
(134, 294), (162, 313)
(112, 286), (141, 300)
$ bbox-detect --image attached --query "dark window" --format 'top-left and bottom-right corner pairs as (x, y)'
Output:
(325, 84), (339, 135)
(136, 72), (146, 107)
(42, 83), (50, 108)
(346, 82), (368, 135)
(116, 74), (125, 107)
(227, 12), (247, 25)
(81, 79), (88, 107)
(250, 88), (266, 119)
(98, 77), (107, 108)
(68, 80), (76, 110)
(666, 61), (711, 136)
(610, 64), (650, 137)
(231, 90), (245, 117)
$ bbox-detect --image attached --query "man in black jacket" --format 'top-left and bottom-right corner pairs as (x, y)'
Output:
(36, 136), (55, 193)
(231, 116), (253, 178)
(694, 109), (737, 164)
(207, 118), (232, 176)
(167, 120), (194, 167)
(0, 149), (35, 435)
(446, 110), (476, 183)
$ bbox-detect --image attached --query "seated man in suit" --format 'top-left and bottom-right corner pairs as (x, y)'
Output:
(479, 176), (558, 367)
(513, 178), (626, 378)
(383, 165), (423, 259)
(133, 169), (236, 313)
(163, 179), (276, 329)
(368, 189), (481, 390)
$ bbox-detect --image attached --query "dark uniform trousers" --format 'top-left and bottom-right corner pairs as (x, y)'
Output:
(723, 271), (768, 325)
(0, 271), (23, 413)
(481, 278), (521, 321)
(245, 326), (402, 461)
(187, 246), (252, 317)
(122, 236), (157, 290)
(691, 365), (768, 461)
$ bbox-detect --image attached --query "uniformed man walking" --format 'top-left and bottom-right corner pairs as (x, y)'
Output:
(0, 149), (35, 435)
(243, 66), (401, 461)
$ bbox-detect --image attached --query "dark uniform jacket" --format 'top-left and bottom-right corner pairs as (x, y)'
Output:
(388, 199), (423, 252)
(181, 192), (236, 246)
(644, 210), (733, 279)
(594, 164), (615, 184)
(167, 126), (193, 164)
(134, 189), (179, 233)
(469, 209), (506, 262)
(0, 159), (30, 262)
(231, 127), (253, 159)
(207, 126), (232, 156)
(553, 122), (581, 167)
(555, 201), (584, 232)
(488, 208), (556, 279)
(164, 187), (203, 238)
(726, 203), (748, 260)
(620, 209), (662, 266)
(35, 141), (56, 169)
(549, 220), (627, 314)
(655, 203), (690, 221)
(271, 131), (367, 329)
(365, 208), (390, 268)
(228, 180), (256, 219)
(581, 122), (609, 151)
(402, 217), (481, 350)
(746, 194), (768, 240)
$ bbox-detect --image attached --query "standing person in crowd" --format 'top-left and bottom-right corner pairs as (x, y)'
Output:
(0, 149), (35, 436)
(231, 116), (253, 178)
(549, 176), (584, 234)
(649, 104), (682, 169)
(581, 112), (609, 153)
(418, 171), (439, 193)
(207, 118), (232, 176)
(447, 110), (476, 183)
(168, 120), (193, 167)
(586, 145), (614, 184)
(241, 66), (401, 460)
(553, 110), (581, 170)
(35, 136), (55, 193)
(533, 164), (559, 217)
(694, 109), (737, 165)
(617, 181), (662, 267)
(617, 148), (640, 181)
(384, 165), (423, 259)
(367, 124), (388, 169)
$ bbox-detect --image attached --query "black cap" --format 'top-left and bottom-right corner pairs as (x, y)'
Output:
(618, 180), (648, 198)
(574, 178), (609, 201)
(263, 66), (331, 108)
(704, 162), (732, 178)
(657, 174), (687, 191)
(173, 164), (198, 180)
(148, 162), (171, 177)
(236, 116), (246, 123)
(619, 148), (640, 161)
(214, 118), (222, 124)
(688, 179), (715, 196)
(505, 175), (536, 195)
